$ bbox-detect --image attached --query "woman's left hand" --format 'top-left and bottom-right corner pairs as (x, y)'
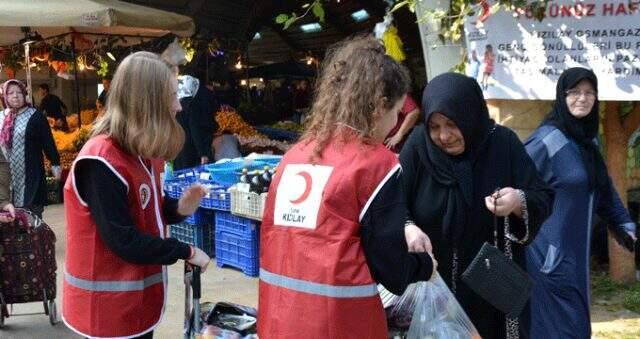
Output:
(485, 187), (522, 217)
(177, 184), (209, 216)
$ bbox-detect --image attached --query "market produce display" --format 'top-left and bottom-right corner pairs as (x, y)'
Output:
(269, 121), (305, 133)
(80, 109), (99, 125)
(67, 114), (79, 129)
(236, 135), (290, 155)
(66, 109), (99, 129)
(52, 125), (91, 152)
(215, 108), (262, 138)
(46, 108), (96, 173)
(45, 151), (78, 173)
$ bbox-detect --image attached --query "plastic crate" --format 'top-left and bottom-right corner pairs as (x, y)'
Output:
(163, 167), (202, 199)
(230, 188), (267, 221)
(215, 230), (259, 277)
(164, 177), (189, 199)
(200, 188), (231, 211)
(173, 166), (207, 180)
(204, 160), (267, 186)
(185, 208), (216, 226)
(215, 212), (258, 237)
(246, 154), (282, 167)
(164, 166), (230, 201)
(169, 222), (215, 257)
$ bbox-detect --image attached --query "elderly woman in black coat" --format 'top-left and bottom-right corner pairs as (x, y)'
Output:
(400, 73), (554, 339)
(0, 79), (60, 218)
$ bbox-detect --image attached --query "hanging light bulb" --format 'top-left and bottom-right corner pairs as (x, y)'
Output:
(235, 59), (243, 69)
(77, 55), (90, 71)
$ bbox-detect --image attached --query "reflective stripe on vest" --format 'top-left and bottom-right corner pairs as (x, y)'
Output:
(260, 268), (378, 298)
(64, 271), (163, 292)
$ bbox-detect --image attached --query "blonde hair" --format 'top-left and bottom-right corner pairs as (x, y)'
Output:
(92, 51), (184, 160)
(302, 35), (410, 160)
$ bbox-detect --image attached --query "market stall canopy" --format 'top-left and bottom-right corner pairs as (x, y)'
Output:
(0, 0), (195, 46)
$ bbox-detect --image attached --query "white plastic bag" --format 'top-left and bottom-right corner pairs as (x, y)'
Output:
(389, 274), (481, 339)
(161, 38), (188, 66)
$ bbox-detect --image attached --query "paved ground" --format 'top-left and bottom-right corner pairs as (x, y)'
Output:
(3, 205), (640, 339)
(0, 204), (258, 339)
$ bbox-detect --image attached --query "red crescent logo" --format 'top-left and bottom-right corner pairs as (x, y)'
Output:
(290, 171), (313, 204)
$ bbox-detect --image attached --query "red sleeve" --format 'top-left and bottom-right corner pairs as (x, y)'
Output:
(401, 95), (419, 115)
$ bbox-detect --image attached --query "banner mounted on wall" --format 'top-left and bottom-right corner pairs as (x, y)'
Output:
(464, 0), (640, 100)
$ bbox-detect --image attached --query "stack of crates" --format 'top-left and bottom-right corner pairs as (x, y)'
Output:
(170, 208), (217, 257)
(165, 166), (232, 258)
(215, 211), (259, 277)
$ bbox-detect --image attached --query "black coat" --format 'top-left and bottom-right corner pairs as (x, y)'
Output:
(400, 125), (553, 339)
(22, 110), (60, 207)
(174, 86), (219, 170)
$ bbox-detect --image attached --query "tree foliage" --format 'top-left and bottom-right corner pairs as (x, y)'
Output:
(391, 0), (550, 43)
(275, 0), (551, 44)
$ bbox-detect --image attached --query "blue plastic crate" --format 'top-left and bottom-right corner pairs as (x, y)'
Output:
(248, 155), (282, 167)
(215, 230), (258, 256)
(200, 188), (231, 211)
(164, 166), (203, 198)
(215, 230), (259, 277)
(164, 165), (231, 201)
(164, 177), (189, 199)
(215, 212), (258, 237)
(204, 160), (267, 186)
(185, 208), (216, 226)
(169, 222), (215, 257)
(173, 166), (206, 180)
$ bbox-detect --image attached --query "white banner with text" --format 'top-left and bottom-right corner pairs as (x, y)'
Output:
(464, 0), (640, 100)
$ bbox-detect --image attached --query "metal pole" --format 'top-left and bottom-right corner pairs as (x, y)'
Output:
(23, 43), (33, 104)
(71, 38), (82, 126)
(245, 49), (250, 104)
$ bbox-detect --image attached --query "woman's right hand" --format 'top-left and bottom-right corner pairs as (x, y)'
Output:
(187, 246), (211, 272)
(404, 224), (438, 279)
(405, 224), (433, 254)
(177, 184), (209, 217)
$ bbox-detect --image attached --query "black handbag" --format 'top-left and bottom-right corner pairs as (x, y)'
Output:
(461, 188), (533, 318)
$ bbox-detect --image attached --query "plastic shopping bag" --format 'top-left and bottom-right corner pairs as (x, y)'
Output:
(389, 274), (481, 339)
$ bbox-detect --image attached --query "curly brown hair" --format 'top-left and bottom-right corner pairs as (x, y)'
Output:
(301, 35), (410, 161)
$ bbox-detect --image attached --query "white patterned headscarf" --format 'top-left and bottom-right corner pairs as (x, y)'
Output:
(177, 75), (199, 99)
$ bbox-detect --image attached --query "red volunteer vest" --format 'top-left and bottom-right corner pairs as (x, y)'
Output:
(258, 137), (400, 339)
(62, 135), (167, 338)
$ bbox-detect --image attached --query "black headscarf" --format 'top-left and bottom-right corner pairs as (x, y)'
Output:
(418, 72), (495, 244)
(542, 67), (606, 191)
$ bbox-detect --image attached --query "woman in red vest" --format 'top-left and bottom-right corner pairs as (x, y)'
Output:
(62, 51), (211, 339)
(258, 35), (437, 339)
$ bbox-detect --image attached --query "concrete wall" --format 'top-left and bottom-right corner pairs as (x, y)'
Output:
(1, 68), (99, 113)
(486, 99), (552, 141)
